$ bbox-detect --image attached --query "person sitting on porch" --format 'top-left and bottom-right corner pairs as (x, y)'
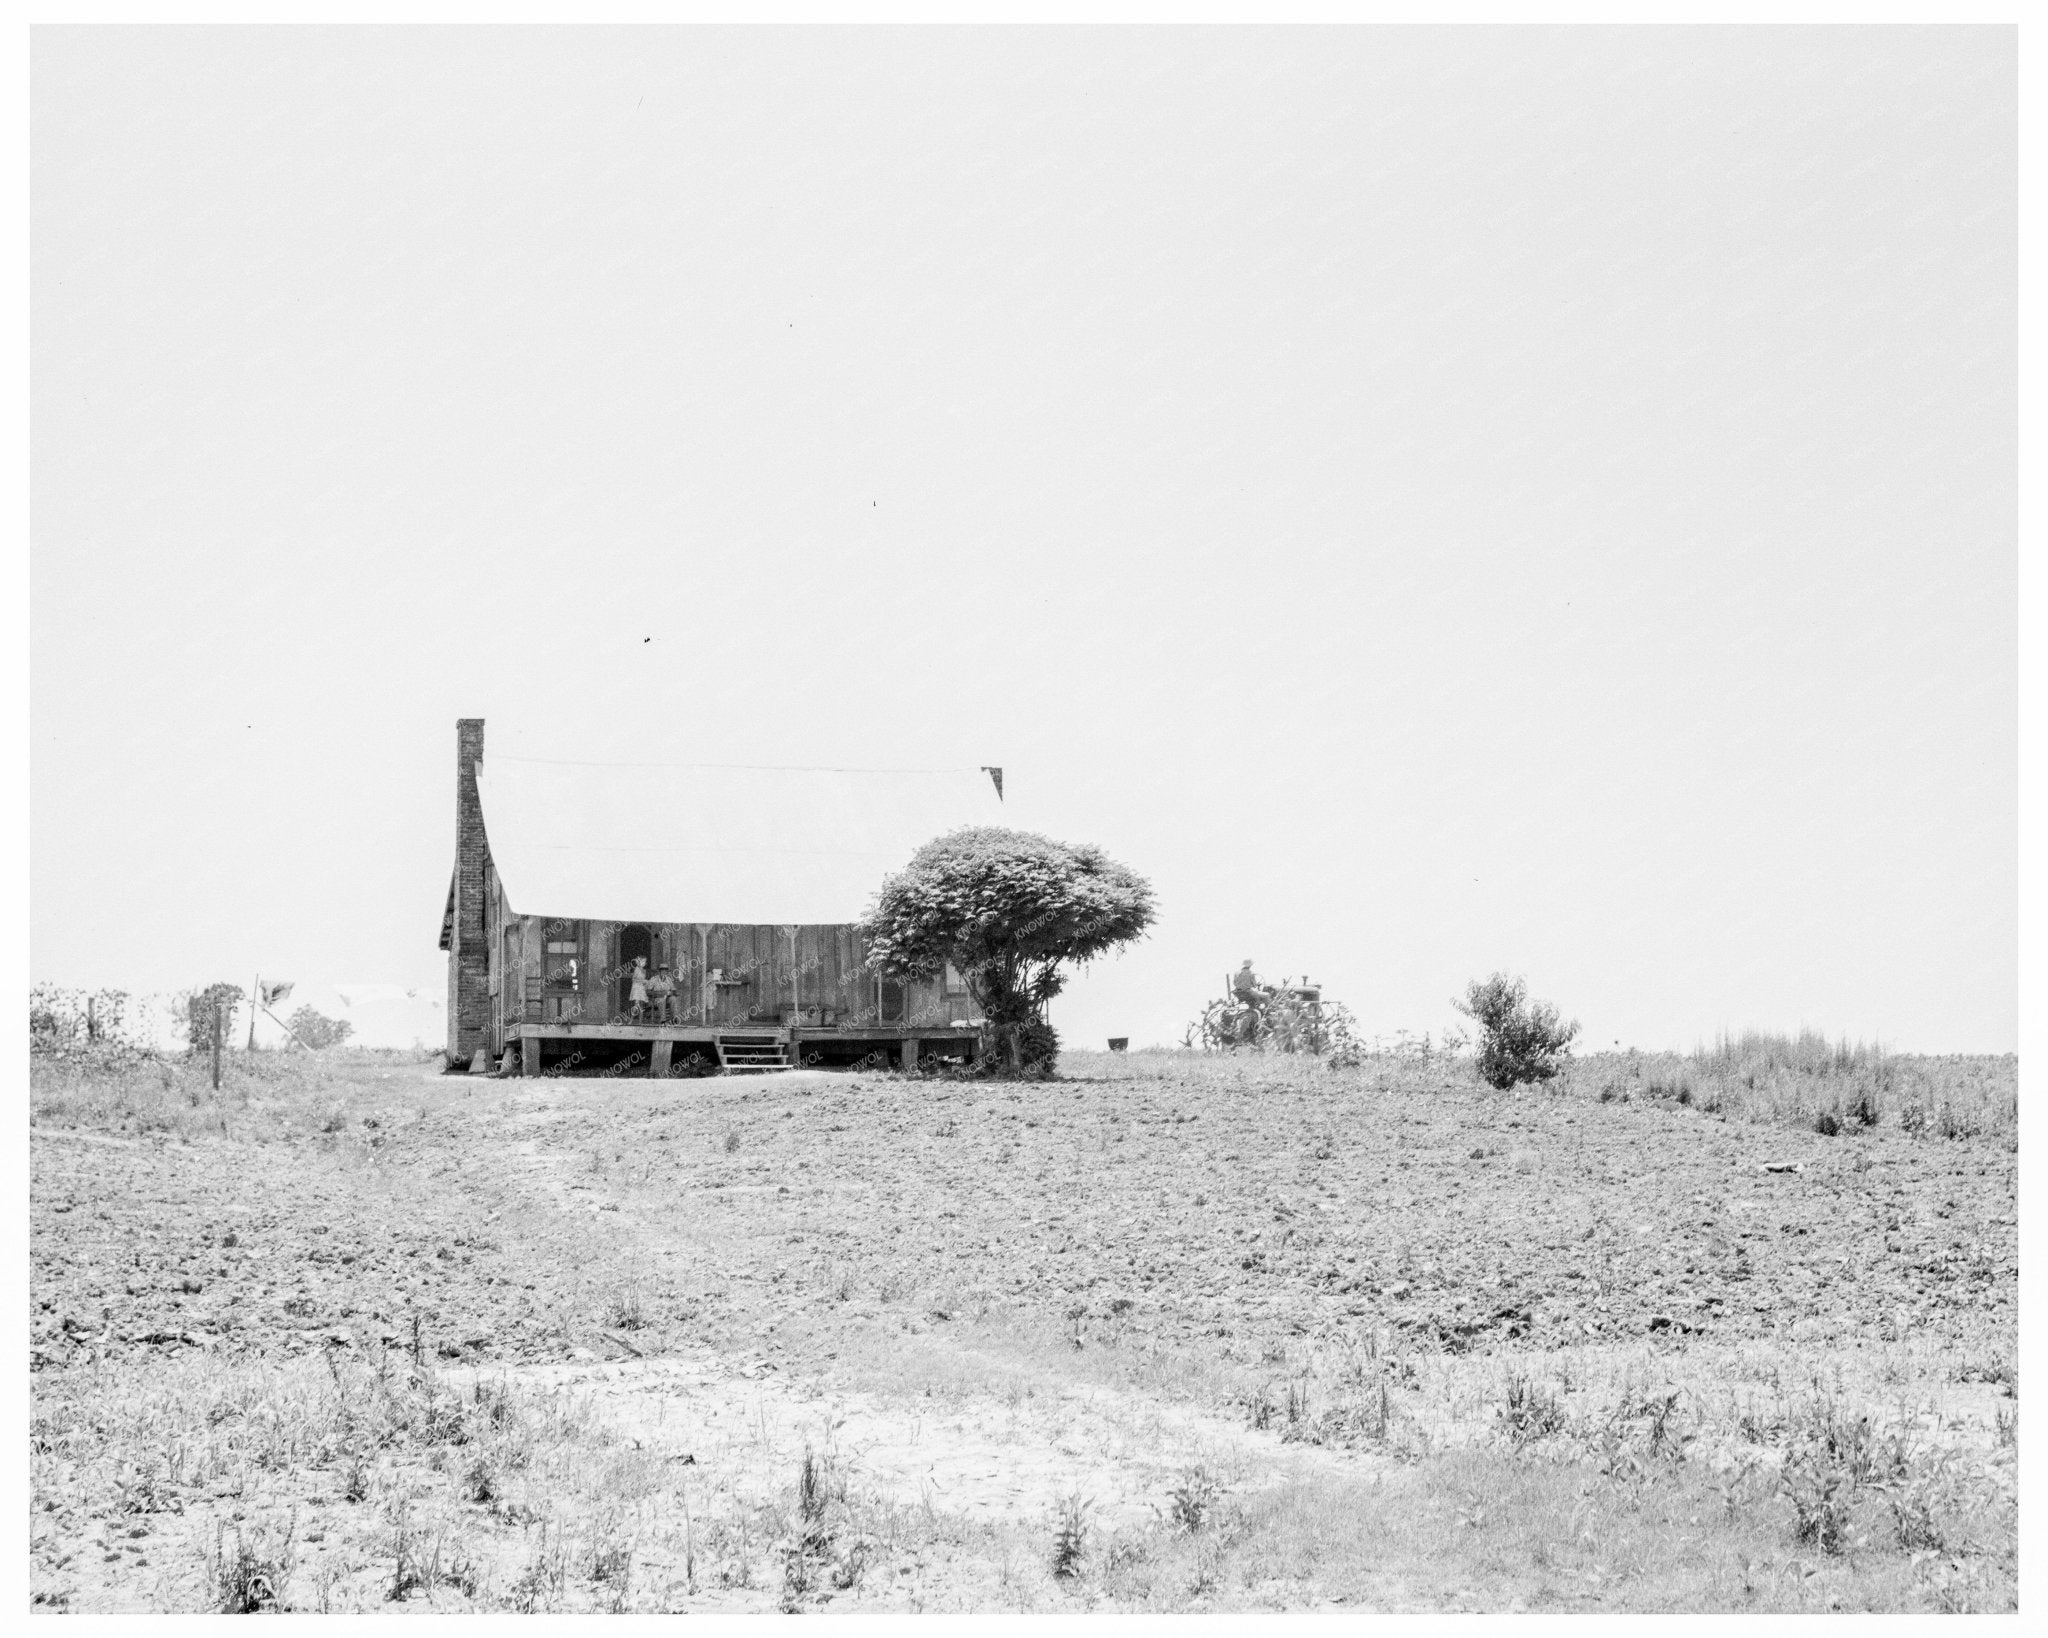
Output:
(646, 963), (679, 1023)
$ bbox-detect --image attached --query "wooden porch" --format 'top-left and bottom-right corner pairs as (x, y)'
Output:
(502, 1021), (981, 1077)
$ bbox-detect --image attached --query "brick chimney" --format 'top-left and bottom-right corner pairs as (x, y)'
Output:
(449, 717), (490, 1065)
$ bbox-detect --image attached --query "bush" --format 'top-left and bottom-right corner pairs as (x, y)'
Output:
(286, 1006), (354, 1050)
(1454, 973), (1579, 1090)
(1009, 1017), (1061, 1074)
(186, 982), (243, 1056)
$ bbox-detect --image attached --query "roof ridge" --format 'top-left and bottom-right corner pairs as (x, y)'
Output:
(488, 756), (990, 773)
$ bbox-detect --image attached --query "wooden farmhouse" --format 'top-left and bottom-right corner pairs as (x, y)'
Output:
(439, 719), (1004, 1075)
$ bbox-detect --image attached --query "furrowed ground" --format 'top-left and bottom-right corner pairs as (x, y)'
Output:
(29, 1043), (2017, 1612)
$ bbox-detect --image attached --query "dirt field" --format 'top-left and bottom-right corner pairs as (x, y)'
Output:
(29, 1044), (2017, 1612)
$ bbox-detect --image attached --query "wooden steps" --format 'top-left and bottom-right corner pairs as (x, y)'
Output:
(714, 1033), (792, 1073)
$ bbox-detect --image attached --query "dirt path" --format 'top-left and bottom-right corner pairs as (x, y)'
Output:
(449, 1342), (1360, 1534)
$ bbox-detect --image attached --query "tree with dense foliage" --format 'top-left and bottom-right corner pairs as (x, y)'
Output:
(860, 827), (1156, 1073)
(1454, 972), (1579, 1089)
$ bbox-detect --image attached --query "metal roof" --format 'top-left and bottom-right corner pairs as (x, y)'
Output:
(475, 758), (1007, 926)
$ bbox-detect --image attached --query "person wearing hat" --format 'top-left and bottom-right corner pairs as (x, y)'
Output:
(1232, 959), (1271, 1042)
(646, 963), (679, 1024)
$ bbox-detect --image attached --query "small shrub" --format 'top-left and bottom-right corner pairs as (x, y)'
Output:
(1050, 1493), (1090, 1580)
(1455, 973), (1579, 1090)
(1778, 1402), (1876, 1556)
(589, 1539), (632, 1611)
(1007, 1017), (1062, 1075)
(829, 1538), (870, 1591)
(1166, 1466), (1219, 1533)
(462, 1457), (496, 1505)
(1888, 1471), (1951, 1553)
(509, 1538), (566, 1613)
(797, 1447), (829, 1530)
(211, 1521), (293, 1613)
(722, 1128), (741, 1154)
(1783, 1451), (1852, 1554)
(1899, 1102), (1928, 1135)
(1279, 1377), (1312, 1440)
(1814, 1110), (1842, 1137)
(1499, 1371), (1567, 1446)
(387, 1511), (431, 1601)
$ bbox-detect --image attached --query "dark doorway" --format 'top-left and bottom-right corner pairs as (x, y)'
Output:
(617, 923), (653, 1020)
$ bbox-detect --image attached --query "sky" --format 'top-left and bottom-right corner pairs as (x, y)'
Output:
(31, 27), (2016, 1054)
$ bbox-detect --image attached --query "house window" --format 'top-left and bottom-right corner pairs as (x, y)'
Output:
(943, 962), (968, 996)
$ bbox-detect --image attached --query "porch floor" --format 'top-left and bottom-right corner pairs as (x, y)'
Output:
(501, 1021), (980, 1077)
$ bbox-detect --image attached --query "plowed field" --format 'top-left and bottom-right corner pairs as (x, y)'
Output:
(29, 1047), (2017, 1612)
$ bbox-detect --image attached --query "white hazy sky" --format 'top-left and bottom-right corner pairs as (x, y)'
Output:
(31, 27), (2015, 1053)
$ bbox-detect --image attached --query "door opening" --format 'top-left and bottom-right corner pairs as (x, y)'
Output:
(617, 924), (653, 1020)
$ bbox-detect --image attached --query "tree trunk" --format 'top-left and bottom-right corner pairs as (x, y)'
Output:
(210, 1008), (222, 1090)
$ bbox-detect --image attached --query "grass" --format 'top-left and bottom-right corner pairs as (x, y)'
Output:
(29, 1325), (2017, 1611)
(28, 1040), (455, 1148)
(1079, 1033), (2016, 1144)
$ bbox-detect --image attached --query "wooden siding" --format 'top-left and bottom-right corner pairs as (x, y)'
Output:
(489, 914), (975, 1042)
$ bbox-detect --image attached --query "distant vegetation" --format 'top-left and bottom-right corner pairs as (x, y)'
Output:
(29, 984), (135, 1051)
(285, 1006), (354, 1050)
(29, 984), (360, 1063)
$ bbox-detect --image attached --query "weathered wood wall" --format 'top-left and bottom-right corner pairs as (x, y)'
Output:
(490, 913), (977, 1034)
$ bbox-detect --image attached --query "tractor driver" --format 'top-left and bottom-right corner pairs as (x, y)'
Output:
(1233, 959), (1272, 1012)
